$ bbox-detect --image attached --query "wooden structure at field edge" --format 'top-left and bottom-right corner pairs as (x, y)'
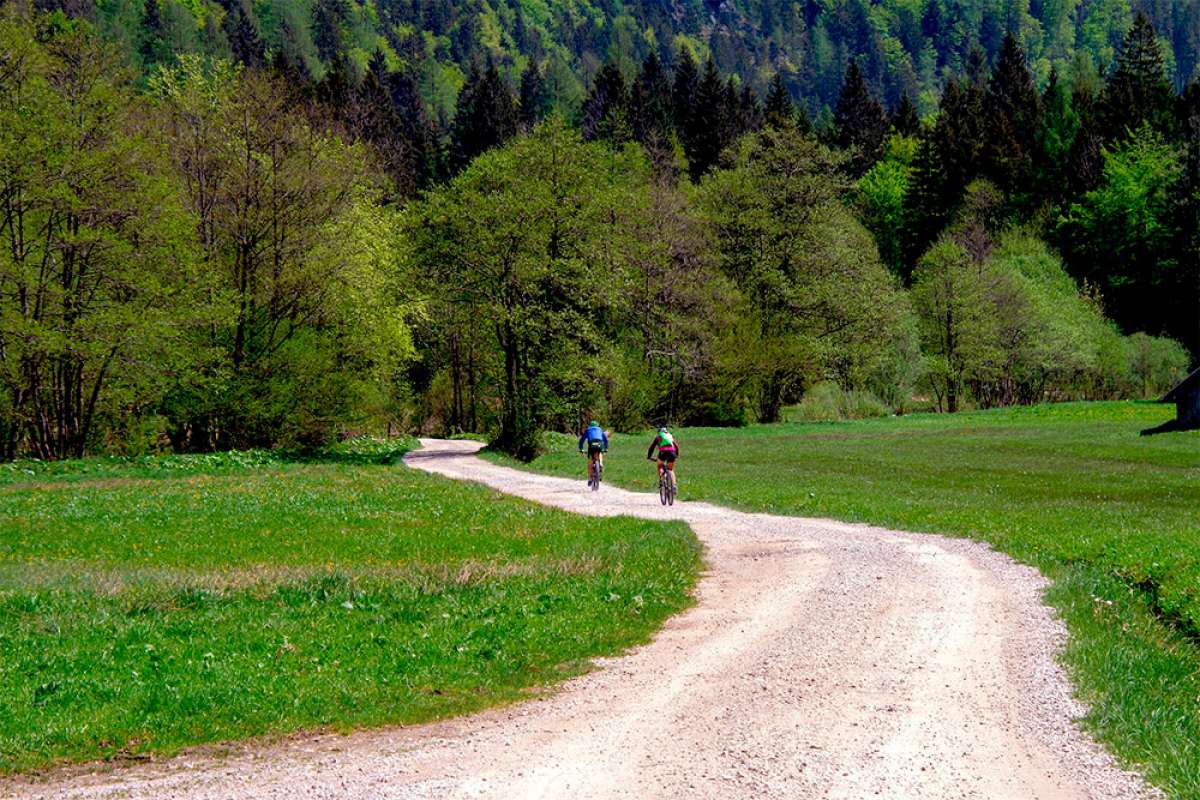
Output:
(1142, 367), (1200, 435)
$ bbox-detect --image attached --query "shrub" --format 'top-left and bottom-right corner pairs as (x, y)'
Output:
(789, 382), (891, 422)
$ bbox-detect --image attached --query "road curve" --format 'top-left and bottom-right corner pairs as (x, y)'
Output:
(5, 438), (1155, 800)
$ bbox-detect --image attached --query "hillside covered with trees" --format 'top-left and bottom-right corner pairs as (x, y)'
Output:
(1, 0), (1196, 459)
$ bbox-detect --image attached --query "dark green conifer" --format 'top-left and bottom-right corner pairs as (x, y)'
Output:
(631, 52), (673, 144)
(313, 0), (349, 64)
(582, 62), (631, 142)
(671, 46), (699, 134)
(684, 58), (729, 179)
(518, 60), (550, 130)
(890, 92), (920, 136)
(833, 59), (888, 175)
(1096, 13), (1175, 141)
(449, 62), (518, 173)
(138, 0), (169, 70)
(222, 0), (264, 69)
(984, 32), (1040, 197)
(764, 73), (795, 128)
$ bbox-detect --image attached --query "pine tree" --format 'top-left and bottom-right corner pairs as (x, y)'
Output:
(764, 73), (795, 128)
(671, 45), (699, 135)
(984, 32), (1040, 198)
(313, 0), (349, 64)
(1034, 68), (1079, 205)
(833, 59), (888, 175)
(519, 60), (550, 130)
(1097, 13), (1175, 141)
(630, 52), (673, 144)
(737, 83), (762, 135)
(221, 0), (265, 69)
(138, 0), (169, 70)
(683, 58), (729, 180)
(890, 92), (920, 136)
(582, 62), (630, 142)
(450, 62), (518, 173)
(390, 67), (441, 187)
(903, 75), (987, 264)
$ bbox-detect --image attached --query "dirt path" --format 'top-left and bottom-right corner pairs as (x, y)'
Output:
(6, 439), (1155, 799)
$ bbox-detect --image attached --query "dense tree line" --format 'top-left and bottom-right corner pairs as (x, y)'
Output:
(34, 0), (1200, 122)
(0, 3), (1194, 461)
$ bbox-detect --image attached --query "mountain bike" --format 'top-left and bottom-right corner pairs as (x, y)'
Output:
(658, 464), (676, 506)
(587, 454), (602, 491)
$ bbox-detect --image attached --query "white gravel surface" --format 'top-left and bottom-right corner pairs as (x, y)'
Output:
(3, 438), (1158, 800)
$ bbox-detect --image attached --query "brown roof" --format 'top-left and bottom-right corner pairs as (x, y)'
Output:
(1162, 367), (1200, 403)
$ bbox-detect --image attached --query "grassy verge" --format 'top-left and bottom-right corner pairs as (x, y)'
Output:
(490, 403), (1200, 796)
(0, 438), (699, 774)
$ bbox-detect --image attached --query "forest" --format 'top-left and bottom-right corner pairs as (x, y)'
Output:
(0, 0), (1196, 459)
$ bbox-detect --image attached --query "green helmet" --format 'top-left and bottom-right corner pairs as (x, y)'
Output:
(590, 420), (599, 427)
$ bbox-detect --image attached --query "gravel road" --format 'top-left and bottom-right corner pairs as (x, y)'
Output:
(4, 438), (1157, 800)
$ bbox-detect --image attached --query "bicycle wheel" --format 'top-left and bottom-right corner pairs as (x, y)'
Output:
(659, 473), (668, 505)
(590, 460), (601, 491)
(666, 470), (677, 505)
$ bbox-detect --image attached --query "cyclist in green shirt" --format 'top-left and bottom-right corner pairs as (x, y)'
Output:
(646, 426), (679, 481)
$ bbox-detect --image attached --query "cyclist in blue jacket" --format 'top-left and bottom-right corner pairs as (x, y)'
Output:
(578, 420), (609, 478)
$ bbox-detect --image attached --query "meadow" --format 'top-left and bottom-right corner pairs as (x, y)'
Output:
(0, 439), (699, 773)
(497, 402), (1200, 796)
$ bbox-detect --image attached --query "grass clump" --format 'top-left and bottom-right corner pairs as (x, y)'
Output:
(0, 448), (699, 773)
(501, 401), (1200, 794)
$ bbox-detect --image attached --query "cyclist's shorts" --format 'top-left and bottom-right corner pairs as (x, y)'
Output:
(587, 442), (605, 457)
(657, 447), (677, 463)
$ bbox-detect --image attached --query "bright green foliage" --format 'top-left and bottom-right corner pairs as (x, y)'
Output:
(0, 12), (202, 460)
(408, 118), (651, 458)
(913, 224), (1142, 411)
(910, 239), (995, 412)
(1059, 124), (1181, 335)
(857, 135), (916, 273)
(1126, 332), (1191, 397)
(505, 403), (1200, 795)
(151, 57), (415, 449)
(701, 126), (917, 423)
(0, 446), (699, 772)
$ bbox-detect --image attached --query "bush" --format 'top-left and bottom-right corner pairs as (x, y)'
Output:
(788, 382), (891, 422)
(1127, 333), (1191, 398)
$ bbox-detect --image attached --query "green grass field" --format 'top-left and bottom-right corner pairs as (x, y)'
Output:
(496, 402), (1200, 796)
(0, 439), (699, 774)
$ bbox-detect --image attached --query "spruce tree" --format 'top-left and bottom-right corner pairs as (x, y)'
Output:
(450, 62), (518, 173)
(138, 0), (169, 70)
(737, 83), (762, 134)
(313, 0), (349, 64)
(764, 73), (795, 128)
(519, 60), (550, 130)
(684, 58), (729, 180)
(984, 32), (1040, 198)
(833, 59), (888, 176)
(890, 92), (920, 136)
(630, 52), (673, 145)
(390, 67), (440, 188)
(221, 0), (265, 69)
(1034, 68), (1079, 204)
(671, 46), (699, 135)
(1097, 13), (1175, 141)
(582, 62), (630, 142)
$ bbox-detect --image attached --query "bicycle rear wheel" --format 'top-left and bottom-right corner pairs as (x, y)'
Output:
(666, 470), (677, 505)
(590, 459), (601, 491)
